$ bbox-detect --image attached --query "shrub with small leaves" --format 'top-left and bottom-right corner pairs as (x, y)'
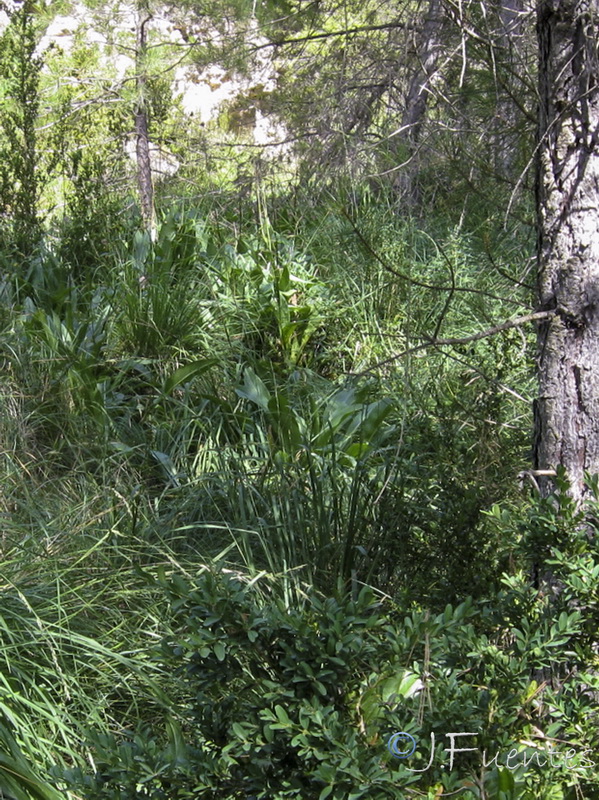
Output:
(59, 527), (599, 799)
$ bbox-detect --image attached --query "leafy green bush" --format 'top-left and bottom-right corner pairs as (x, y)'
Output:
(198, 221), (332, 371)
(59, 575), (421, 800)
(59, 500), (599, 800)
(58, 150), (133, 280)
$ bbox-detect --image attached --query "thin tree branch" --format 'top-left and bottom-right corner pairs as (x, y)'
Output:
(251, 21), (412, 52)
(349, 310), (555, 377)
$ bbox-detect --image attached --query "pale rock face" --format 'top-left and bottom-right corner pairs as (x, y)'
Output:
(151, 11), (185, 44)
(2, 1), (288, 152)
(38, 15), (80, 52)
(173, 65), (240, 122)
(254, 110), (290, 153)
(1, 0), (21, 21)
(113, 52), (135, 79)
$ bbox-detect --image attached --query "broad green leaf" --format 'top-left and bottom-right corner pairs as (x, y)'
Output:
(274, 705), (291, 725)
(497, 767), (515, 792)
(263, 724), (274, 743)
(380, 670), (423, 703)
(163, 359), (218, 394)
(213, 642), (226, 661)
(235, 367), (271, 410)
(231, 722), (247, 740)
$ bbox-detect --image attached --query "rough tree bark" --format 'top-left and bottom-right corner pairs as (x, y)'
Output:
(534, 0), (599, 501)
(392, 0), (443, 203)
(401, 0), (443, 146)
(493, 0), (527, 179)
(135, 4), (155, 237)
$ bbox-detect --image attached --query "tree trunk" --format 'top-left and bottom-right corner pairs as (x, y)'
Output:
(535, 0), (599, 501)
(492, 0), (526, 179)
(392, 0), (443, 203)
(135, 6), (155, 237)
(401, 0), (442, 147)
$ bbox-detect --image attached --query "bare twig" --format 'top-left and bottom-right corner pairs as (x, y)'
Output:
(251, 21), (413, 51)
(349, 310), (555, 377)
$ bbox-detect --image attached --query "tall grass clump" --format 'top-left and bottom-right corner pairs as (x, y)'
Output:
(111, 213), (210, 360)
(2, 197), (535, 605)
(0, 455), (202, 799)
(154, 369), (395, 595)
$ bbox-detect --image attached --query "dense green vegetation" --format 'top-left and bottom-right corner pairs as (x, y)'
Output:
(0, 1), (598, 798)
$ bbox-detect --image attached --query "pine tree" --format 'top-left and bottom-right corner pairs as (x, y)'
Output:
(535, 0), (599, 500)
(0, 0), (43, 258)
